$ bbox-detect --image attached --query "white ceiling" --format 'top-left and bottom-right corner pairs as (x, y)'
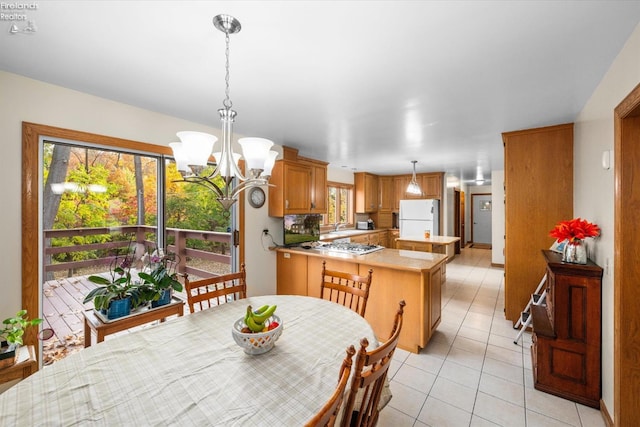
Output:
(2, 1), (640, 184)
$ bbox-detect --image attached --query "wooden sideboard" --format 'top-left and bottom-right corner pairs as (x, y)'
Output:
(531, 250), (603, 408)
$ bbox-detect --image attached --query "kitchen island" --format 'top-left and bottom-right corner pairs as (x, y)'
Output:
(276, 246), (447, 353)
(395, 235), (461, 262)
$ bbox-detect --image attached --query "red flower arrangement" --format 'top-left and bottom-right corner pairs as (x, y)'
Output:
(549, 218), (600, 244)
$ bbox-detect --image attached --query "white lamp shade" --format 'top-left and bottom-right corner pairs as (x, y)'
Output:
(169, 142), (190, 172)
(238, 137), (274, 171)
(262, 150), (279, 177)
(213, 152), (242, 177)
(177, 131), (217, 167)
(406, 181), (422, 195)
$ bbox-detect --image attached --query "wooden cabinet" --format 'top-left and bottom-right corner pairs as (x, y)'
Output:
(531, 250), (603, 408)
(396, 240), (433, 252)
(276, 251), (308, 295)
(378, 176), (394, 212)
(355, 172), (378, 213)
(268, 147), (328, 216)
(392, 173), (443, 208)
(502, 123), (573, 323)
(349, 234), (370, 245)
(309, 163), (327, 213)
(394, 175), (411, 208)
(420, 173), (443, 199)
(377, 231), (389, 247)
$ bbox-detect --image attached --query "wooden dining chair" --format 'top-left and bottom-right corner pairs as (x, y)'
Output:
(340, 300), (406, 427)
(321, 261), (373, 317)
(184, 264), (247, 313)
(304, 345), (356, 427)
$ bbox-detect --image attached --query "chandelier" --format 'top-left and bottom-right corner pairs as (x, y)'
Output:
(406, 160), (422, 195)
(170, 14), (277, 211)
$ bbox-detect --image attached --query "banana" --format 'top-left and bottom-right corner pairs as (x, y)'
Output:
(246, 315), (266, 333)
(251, 304), (277, 324)
(253, 305), (269, 315)
(245, 305), (253, 324)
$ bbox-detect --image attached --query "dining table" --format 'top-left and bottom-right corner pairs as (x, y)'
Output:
(0, 295), (380, 426)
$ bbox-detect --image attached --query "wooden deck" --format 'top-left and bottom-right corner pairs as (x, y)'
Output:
(42, 274), (189, 365)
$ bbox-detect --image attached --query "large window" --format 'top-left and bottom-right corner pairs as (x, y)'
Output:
(325, 182), (353, 227)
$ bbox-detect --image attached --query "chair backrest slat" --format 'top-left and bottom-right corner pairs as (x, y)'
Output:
(184, 264), (247, 313)
(340, 300), (406, 427)
(321, 261), (373, 318)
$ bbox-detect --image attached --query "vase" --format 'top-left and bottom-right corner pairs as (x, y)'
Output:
(151, 289), (172, 308)
(563, 240), (587, 264)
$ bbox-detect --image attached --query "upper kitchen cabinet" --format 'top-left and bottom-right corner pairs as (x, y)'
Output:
(502, 123), (573, 324)
(355, 172), (379, 213)
(268, 146), (328, 216)
(309, 163), (327, 213)
(393, 173), (443, 209)
(420, 173), (443, 199)
(378, 176), (395, 213)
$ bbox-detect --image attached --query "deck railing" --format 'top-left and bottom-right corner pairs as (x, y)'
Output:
(44, 225), (232, 279)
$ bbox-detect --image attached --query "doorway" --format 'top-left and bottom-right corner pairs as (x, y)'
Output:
(613, 82), (640, 425)
(22, 122), (241, 368)
(471, 193), (492, 248)
(453, 189), (462, 254)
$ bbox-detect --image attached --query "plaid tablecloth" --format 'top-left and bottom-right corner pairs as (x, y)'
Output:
(0, 295), (377, 426)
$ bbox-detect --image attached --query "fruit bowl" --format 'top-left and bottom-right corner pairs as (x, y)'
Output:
(232, 315), (283, 355)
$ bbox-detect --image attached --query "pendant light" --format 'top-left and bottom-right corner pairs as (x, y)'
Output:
(170, 14), (277, 211)
(406, 160), (423, 195)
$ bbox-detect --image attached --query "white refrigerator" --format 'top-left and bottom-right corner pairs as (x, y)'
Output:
(399, 199), (440, 238)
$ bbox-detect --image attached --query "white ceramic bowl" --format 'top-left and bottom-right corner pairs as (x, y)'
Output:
(231, 314), (283, 355)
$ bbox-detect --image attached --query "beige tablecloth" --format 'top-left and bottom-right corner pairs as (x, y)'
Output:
(0, 295), (377, 426)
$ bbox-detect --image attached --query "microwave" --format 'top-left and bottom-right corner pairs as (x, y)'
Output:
(357, 221), (375, 230)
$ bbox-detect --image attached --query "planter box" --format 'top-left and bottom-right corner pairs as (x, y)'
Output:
(100, 297), (131, 320)
(151, 289), (172, 308)
(0, 341), (17, 369)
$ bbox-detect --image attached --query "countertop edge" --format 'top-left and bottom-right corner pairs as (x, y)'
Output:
(276, 247), (446, 273)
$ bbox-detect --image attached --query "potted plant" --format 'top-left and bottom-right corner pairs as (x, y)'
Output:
(1, 310), (43, 368)
(83, 250), (140, 320)
(138, 249), (183, 308)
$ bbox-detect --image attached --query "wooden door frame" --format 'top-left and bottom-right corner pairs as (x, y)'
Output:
(470, 192), (491, 245)
(613, 82), (640, 425)
(453, 188), (461, 254)
(21, 122), (246, 369)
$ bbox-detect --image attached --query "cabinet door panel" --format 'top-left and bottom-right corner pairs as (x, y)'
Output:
(310, 164), (327, 213)
(284, 163), (311, 213)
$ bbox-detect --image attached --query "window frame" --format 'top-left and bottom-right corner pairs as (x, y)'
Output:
(322, 181), (354, 231)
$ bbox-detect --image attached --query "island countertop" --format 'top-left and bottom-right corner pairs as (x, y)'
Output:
(395, 235), (461, 245)
(276, 246), (447, 273)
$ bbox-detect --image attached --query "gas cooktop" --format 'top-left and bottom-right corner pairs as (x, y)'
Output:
(315, 242), (385, 255)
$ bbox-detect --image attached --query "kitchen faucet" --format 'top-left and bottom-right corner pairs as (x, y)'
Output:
(334, 222), (345, 232)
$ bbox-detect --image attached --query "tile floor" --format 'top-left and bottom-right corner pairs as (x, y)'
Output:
(378, 247), (606, 427)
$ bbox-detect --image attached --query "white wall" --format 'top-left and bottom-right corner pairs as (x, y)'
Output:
(573, 21), (640, 417)
(327, 166), (355, 184)
(491, 170), (505, 265)
(0, 70), (279, 318)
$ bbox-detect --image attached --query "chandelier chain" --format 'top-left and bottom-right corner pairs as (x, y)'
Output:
(223, 31), (232, 109)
